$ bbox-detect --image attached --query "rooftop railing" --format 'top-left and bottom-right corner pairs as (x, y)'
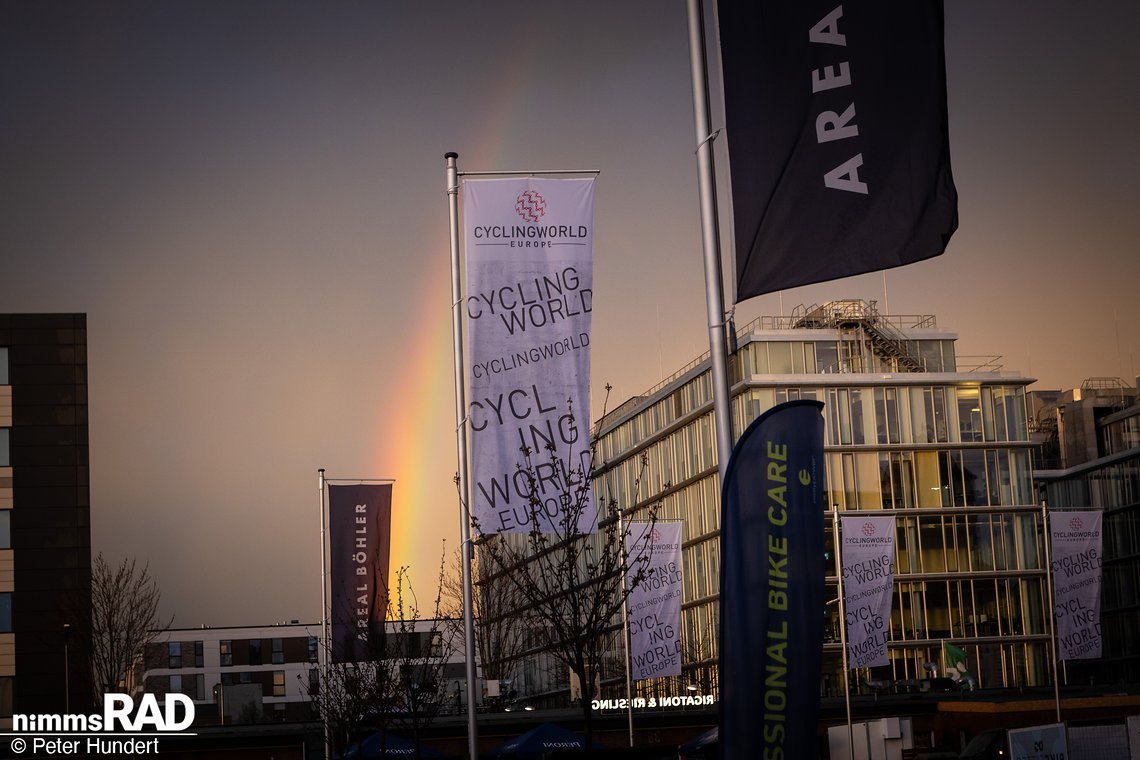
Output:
(598, 303), (995, 430)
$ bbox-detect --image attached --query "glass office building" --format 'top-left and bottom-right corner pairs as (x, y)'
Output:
(593, 301), (1049, 699)
(1036, 386), (1140, 684)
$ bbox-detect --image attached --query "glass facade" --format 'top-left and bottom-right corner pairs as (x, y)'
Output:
(591, 307), (1048, 701)
(1041, 405), (1140, 684)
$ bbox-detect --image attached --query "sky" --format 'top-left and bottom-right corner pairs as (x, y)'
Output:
(1, 1), (1137, 627)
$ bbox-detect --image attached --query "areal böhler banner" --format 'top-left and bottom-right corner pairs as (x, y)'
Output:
(1050, 510), (1102, 661)
(463, 178), (595, 534)
(840, 515), (896, 668)
(329, 483), (392, 664)
(626, 521), (683, 681)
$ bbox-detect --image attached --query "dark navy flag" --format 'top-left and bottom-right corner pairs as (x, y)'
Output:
(720, 400), (825, 759)
(329, 483), (392, 663)
(718, 1), (958, 301)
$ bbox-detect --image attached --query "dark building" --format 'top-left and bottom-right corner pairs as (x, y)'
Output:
(0, 313), (93, 721)
(1033, 378), (1140, 684)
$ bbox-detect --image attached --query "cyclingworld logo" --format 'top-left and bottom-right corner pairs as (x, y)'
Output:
(4, 693), (195, 756)
(515, 190), (547, 222)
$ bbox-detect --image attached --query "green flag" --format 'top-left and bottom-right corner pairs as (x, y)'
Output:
(943, 642), (971, 682)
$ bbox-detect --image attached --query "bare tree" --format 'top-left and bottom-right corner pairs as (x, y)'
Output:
(473, 390), (662, 744)
(440, 543), (527, 701)
(89, 553), (172, 701)
(308, 559), (459, 760)
(306, 638), (390, 756)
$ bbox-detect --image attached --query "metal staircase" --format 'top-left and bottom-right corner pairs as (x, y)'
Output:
(791, 300), (926, 373)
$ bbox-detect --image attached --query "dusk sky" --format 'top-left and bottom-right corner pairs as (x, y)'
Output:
(2, 1), (1137, 627)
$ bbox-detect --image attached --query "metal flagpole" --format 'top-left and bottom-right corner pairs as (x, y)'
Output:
(619, 512), (635, 747)
(832, 509), (856, 759)
(686, 0), (735, 482)
(446, 152), (481, 760)
(317, 468), (330, 760)
(1042, 500), (1062, 722)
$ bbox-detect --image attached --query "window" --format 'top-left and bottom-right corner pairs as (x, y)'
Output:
(272, 671), (285, 697)
(957, 388), (983, 442)
(220, 640), (232, 667)
(308, 636), (319, 663)
(168, 642), (182, 668)
(249, 640), (263, 666)
(0, 347), (7, 385)
(816, 341), (839, 373)
(874, 387), (901, 444)
(768, 342), (793, 373)
(169, 674), (182, 693)
(308, 668), (320, 695)
(194, 641), (204, 668)
(0, 512), (9, 550)
(0, 428), (8, 467)
(0, 676), (11, 718)
(271, 638), (284, 664)
(0, 594), (12, 633)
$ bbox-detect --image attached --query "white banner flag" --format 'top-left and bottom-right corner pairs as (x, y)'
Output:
(840, 515), (896, 668)
(1050, 510), (1102, 660)
(1009, 724), (1068, 760)
(626, 522), (683, 680)
(463, 177), (595, 534)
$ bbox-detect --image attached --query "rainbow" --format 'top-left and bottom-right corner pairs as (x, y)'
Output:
(381, 71), (543, 598)
(382, 232), (459, 600)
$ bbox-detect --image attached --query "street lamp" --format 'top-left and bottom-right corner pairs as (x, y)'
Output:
(214, 683), (225, 726)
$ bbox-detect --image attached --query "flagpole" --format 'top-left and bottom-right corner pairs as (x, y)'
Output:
(619, 512), (635, 747)
(317, 468), (330, 760)
(685, 0), (735, 483)
(446, 152), (480, 760)
(1042, 500), (1062, 722)
(832, 510), (856, 759)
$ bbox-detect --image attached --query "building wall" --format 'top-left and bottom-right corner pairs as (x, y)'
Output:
(587, 304), (1048, 701)
(139, 619), (470, 725)
(0, 314), (93, 721)
(1039, 397), (1140, 684)
(142, 624), (323, 725)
